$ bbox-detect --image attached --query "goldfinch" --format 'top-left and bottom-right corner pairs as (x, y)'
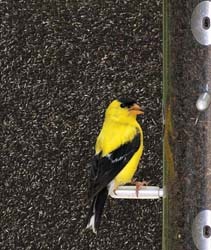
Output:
(86, 98), (144, 234)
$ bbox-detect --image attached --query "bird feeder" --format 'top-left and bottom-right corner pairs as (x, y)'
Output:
(111, 1), (211, 249)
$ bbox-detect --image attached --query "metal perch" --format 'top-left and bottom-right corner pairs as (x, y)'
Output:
(110, 186), (163, 200)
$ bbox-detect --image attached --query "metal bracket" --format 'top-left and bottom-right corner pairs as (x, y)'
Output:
(110, 186), (163, 199)
(191, 1), (211, 46)
(192, 210), (211, 250)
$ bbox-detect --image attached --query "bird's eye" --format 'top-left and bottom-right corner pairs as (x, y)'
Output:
(120, 103), (126, 108)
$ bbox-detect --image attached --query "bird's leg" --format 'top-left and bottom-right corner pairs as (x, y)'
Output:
(131, 178), (150, 197)
(135, 181), (150, 197)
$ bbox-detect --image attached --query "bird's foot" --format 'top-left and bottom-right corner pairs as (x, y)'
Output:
(131, 179), (150, 197)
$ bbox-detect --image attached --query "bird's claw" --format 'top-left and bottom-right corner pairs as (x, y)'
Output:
(134, 180), (150, 197)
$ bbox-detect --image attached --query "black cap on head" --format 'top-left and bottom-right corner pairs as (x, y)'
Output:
(118, 97), (137, 108)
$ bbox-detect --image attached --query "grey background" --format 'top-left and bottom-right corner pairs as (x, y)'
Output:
(0, 1), (162, 249)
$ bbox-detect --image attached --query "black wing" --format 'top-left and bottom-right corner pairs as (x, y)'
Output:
(88, 132), (141, 200)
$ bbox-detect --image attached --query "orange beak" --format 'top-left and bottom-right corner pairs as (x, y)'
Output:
(129, 103), (144, 115)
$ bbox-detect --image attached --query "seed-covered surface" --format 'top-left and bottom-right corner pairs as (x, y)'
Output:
(0, 1), (162, 250)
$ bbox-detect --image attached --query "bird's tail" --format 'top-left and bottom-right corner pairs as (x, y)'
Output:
(86, 187), (108, 234)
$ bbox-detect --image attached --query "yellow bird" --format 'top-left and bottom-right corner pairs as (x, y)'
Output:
(86, 98), (145, 234)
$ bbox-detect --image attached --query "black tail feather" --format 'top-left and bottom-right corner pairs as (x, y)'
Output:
(86, 187), (108, 234)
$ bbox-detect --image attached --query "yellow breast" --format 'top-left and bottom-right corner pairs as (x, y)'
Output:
(114, 142), (143, 186)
